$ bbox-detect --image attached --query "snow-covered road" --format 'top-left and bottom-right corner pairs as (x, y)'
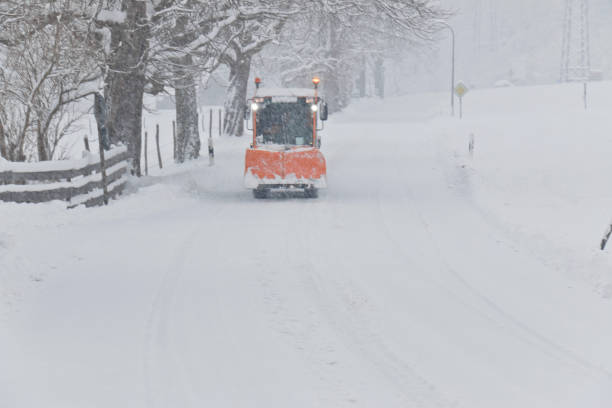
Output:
(2, 84), (612, 407)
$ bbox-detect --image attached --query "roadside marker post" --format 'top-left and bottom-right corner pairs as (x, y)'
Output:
(469, 133), (475, 158)
(454, 81), (469, 119)
(156, 124), (163, 169)
(172, 120), (176, 161)
(144, 131), (148, 176)
(208, 109), (215, 166)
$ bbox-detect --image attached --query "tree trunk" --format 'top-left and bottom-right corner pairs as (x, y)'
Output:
(323, 17), (352, 114)
(0, 120), (7, 160)
(174, 57), (201, 163)
(357, 56), (366, 98)
(171, 5), (200, 162)
(374, 57), (385, 99)
(36, 126), (49, 161)
(325, 72), (342, 114)
(105, 0), (148, 176)
(223, 54), (252, 137)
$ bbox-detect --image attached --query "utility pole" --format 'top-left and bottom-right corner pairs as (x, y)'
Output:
(488, 0), (499, 53)
(561, 0), (590, 109)
(437, 21), (456, 117)
(473, 0), (482, 54)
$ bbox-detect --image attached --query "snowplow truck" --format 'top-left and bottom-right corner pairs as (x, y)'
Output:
(244, 77), (328, 199)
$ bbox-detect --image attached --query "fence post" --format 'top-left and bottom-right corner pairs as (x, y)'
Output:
(83, 136), (90, 152)
(144, 131), (148, 176)
(208, 109), (214, 165)
(97, 136), (108, 205)
(209, 109), (213, 138)
(172, 120), (176, 161)
(156, 124), (163, 169)
(93, 93), (109, 205)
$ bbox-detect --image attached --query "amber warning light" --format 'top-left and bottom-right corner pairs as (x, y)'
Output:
(312, 77), (321, 87)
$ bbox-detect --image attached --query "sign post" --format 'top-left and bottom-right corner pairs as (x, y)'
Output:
(208, 109), (214, 166)
(93, 93), (109, 204)
(454, 81), (469, 119)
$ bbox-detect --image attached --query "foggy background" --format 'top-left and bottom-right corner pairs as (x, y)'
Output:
(389, 0), (611, 95)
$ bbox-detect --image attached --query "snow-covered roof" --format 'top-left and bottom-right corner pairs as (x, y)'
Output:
(255, 88), (316, 98)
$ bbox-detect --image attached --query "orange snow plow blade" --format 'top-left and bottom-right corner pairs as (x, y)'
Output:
(244, 147), (327, 188)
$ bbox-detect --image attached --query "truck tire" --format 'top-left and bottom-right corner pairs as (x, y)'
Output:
(253, 187), (269, 199)
(304, 187), (318, 198)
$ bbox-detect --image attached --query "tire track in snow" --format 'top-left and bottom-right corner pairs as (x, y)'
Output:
(143, 195), (231, 408)
(247, 190), (451, 405)
(300, 256), (452, 408)
(289, 193), (452, 405)
(143, 224), (201, 408)
(309, 133), (455, 406)
(252, 200), (350, 406)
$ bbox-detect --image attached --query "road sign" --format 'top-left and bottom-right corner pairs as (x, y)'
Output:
(454, 81), (469, 98)
(454, 81), (469, 118)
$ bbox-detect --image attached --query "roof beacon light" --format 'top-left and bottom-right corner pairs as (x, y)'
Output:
(312, 77), (320, 89)
(255, 77), (262, 89)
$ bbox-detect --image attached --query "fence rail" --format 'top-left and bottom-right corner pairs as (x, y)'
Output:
(0, 146), (129, 208)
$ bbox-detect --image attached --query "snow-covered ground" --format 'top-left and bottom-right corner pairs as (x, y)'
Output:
(2, 82), (612, 407)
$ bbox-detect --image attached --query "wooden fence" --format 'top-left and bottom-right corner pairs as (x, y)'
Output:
(0, 146), (129, 208)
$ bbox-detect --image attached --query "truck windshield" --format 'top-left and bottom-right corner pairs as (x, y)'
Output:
(256, 102), (313, 146)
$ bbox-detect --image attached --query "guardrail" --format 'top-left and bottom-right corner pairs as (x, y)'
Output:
(0, 146), (129, 208)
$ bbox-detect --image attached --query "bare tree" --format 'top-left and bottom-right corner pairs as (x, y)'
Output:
(221, 11), (289, 136)
(101, 0), (149, 174)
(0, 0), (101, 161)
(101, 0), (259, 163)
(149, 1), (295, 155)
(0, 0), (448, 165)
(260, 0), (448, 113)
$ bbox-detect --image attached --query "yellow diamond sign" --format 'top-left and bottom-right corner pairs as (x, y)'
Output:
(454, 81), (468, 98)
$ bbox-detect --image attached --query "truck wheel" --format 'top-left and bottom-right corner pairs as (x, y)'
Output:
(253, 188), (269, 199)
(304, 187), (318, 198)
